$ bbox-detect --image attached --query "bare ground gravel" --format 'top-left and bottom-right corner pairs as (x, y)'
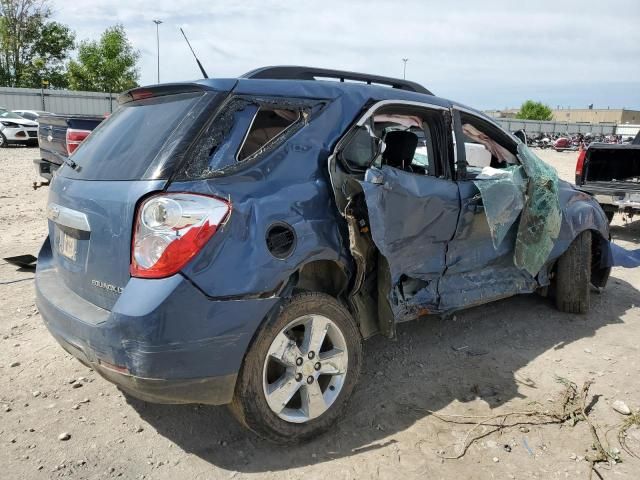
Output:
(1, 145), (640, 479)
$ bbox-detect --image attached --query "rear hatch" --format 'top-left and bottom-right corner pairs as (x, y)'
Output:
(583, 144), (640, 193)
(46, 83), (232, 310)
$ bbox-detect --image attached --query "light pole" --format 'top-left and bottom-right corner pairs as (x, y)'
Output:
(402, 58), (409, 79)
(153, 19), (163, 83)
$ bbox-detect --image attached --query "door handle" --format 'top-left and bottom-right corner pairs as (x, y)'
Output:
(470, 193), (483, 205)
(469, 194), (484, 212)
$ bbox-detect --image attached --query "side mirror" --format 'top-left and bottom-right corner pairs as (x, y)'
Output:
(513, 129), (527, 145)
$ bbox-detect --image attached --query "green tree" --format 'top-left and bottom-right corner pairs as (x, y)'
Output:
(516, 100), (553, 121)
(68, 25), (140, 93)
(0, 0), (75, 88)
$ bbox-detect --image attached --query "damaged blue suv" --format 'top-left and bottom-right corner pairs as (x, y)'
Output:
(36, 66), (612, 443)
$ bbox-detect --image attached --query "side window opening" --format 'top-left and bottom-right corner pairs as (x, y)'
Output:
(237, 108), (301, 161)
(374, 111), (445, 177)
(458, 113), (518, 177)
(339, 107), (450, 177)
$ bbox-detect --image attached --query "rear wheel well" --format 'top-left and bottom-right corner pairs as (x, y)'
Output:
(293, 260), (350, 298)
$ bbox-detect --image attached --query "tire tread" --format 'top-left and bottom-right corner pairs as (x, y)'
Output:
(555, 230), (591, 314)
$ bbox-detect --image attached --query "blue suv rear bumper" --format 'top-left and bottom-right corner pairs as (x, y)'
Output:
(35, 238), (279, 405)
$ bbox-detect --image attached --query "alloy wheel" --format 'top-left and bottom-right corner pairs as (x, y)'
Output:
(262, 314), (348, 423)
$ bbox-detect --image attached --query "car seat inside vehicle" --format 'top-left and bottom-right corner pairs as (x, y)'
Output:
(382, 130), (419, 172)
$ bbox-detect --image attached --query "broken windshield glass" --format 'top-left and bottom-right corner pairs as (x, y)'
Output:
(515, 143), (562, 275)
(474, 144), (562, 276)
(473, 165), (527, 250)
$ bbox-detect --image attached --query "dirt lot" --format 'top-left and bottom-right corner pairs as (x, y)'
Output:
(1, 146), (639, 480)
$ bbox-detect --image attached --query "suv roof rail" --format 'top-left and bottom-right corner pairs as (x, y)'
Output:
(241, 65), (433, 95)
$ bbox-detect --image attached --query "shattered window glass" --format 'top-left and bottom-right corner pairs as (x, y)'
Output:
(473, 165), (527, 249)
(208, 101), (259, 171)
(474, 144), (562, 276)
(514, 143), (562, 275)
(176, 96), (312, 180)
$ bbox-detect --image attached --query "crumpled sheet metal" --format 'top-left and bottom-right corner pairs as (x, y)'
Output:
(360, 166), (460, 285)
(359, 166), (460, 313)
(474, 144), (562, 276)
(170, 89), (365, 299)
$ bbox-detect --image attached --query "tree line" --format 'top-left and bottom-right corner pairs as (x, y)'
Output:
(0, 0), (139, 92)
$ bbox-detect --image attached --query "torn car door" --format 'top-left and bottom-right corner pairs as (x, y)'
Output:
(442, 176), (538, 310)
(359, 166), (460, 319)
(441, 109), (538, 310)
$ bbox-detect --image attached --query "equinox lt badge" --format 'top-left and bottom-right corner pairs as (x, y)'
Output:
(91, 280), (123, 294)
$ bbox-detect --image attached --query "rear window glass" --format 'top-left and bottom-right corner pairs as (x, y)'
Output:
(59, 92), (206, 181)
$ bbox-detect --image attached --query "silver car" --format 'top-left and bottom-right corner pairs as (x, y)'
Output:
(12, 109), (52, 122)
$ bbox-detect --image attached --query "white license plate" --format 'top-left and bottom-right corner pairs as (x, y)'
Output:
(58, 231), (77, 261)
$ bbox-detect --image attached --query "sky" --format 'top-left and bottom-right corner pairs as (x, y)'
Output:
(54, 0), (640, 110)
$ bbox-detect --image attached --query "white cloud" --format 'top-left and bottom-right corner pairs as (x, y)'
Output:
(54, 0), (640, 109)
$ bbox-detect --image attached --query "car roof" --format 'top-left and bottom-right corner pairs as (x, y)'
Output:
(196, 76), (452, 106)
(132, 64), (494, 125)
(234, 78), (497, 128)
(193, 73), (491, 123)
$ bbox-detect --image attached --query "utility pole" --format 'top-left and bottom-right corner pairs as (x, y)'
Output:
(402, 58), (408, 79)
(153, 19), (163, 83)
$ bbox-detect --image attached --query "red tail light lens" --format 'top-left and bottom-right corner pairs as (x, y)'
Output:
(66, 128), (91, 155)
(575, 149), (587, 177)
(131, 193), (231, 279)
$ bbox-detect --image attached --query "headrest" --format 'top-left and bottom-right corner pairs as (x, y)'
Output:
(382, 130), (419, 169)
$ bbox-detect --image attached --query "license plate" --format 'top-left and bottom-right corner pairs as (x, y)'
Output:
(58, 230), (77, 261)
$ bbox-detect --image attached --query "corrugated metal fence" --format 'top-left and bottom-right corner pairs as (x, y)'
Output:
(0, 86), (117, 115)
(493, 117), (618, 136)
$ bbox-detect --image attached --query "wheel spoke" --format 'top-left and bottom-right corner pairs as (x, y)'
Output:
(318, 348), (347, 375)
(301, 381), (327, 419)
(302, 316), (330, 355)
(268, 331), (302, 367)
(265, 374), (301, 413)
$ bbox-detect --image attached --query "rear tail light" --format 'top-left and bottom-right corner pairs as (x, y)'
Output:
(131, 193), (231, 278)
(66, 128), (92, 155)
(575, 149), (587, 178)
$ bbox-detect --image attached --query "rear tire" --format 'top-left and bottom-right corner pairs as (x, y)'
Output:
(555, 230), (591, 313)
(230, 292), (362, 443)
